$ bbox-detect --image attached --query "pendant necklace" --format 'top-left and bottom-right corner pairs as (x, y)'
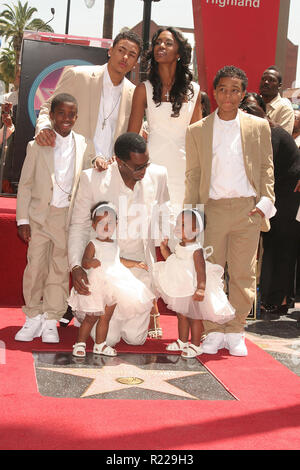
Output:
(163, 81), (174, 102)
(102, 93), (121, 129)
(54, 175), (72, 201)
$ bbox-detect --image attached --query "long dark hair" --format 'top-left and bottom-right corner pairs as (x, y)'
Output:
(145, 27), (194, 118)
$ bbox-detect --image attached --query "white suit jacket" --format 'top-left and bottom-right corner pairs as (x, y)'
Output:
(68, 162), (170, 270)
(16, 132), (95, 228)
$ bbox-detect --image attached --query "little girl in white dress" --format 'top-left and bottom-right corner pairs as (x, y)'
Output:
(69, 202), (154, 357)
(153, 209), (235, 358)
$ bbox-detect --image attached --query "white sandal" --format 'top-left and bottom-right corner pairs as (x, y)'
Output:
(148, 313), (163, 339)
(72, 342), (86, 357)
(181, 343), (202, 358)
(166, 339), (189, 351)
(93, 342), (117, 356)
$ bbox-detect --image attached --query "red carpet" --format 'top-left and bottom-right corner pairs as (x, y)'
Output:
(0, 197), (26, 306)
(1, 309), (300, 450)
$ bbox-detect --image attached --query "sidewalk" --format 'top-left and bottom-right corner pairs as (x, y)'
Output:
(245, 304), (300, 377)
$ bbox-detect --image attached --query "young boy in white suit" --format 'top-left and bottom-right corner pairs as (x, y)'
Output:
(15, 93), (95, 343)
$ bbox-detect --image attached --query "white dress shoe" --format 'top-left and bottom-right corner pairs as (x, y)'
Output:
(225, 333), (248, 356)
(15, 314), (43, 342)
(200, 332), (225, 354)
(42, 319), (59, 343)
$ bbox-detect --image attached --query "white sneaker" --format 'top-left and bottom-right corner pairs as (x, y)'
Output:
(42, 319), (59, 343)
(200, 332), (225, 354)
(15, 315), (43, 342)
(225, 333), (248, 357)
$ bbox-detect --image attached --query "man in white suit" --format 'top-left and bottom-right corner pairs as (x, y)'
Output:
(69, 133), (170, 346)
(35, 30), (142, 169)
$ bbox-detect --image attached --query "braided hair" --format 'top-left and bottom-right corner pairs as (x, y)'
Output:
(145, 27), (194, 118)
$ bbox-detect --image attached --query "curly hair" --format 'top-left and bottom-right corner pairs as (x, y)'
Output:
(145, 27), (194, 118)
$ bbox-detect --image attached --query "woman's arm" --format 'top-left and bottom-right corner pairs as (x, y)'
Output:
(189, 91), (202, 125)
(81, 241), (101, 269)
(127, 83), (147, 133)
(192, 248), (206, 301)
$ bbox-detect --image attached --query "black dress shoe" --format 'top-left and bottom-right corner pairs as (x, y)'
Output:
(59, 306), (74, 327)
(261, 304), (278, 313)
(260, 304), (280, 320)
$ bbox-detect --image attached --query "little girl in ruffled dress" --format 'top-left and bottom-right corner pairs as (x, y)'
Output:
(153, 209), (235, 358)
(69, 201), (154, 357)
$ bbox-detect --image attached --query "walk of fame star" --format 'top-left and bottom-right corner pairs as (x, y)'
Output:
(246, 332), (300, 358)
(38, 361), (206, 399)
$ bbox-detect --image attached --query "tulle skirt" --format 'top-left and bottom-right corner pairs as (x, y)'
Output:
(154, 261), (235, 323)
(68, 263), (154, 322)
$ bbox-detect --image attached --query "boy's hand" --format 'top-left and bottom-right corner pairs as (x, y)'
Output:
(193, 288), (205, 302)
(94, 156), (115, 172)
(71, 266), (90, 295)
(248, 207), (265, 218)
(35, 128), (56, 147)
(17, 224), (31, 243)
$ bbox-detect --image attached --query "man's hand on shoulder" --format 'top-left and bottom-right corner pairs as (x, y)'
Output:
(35, 128), (56, 147)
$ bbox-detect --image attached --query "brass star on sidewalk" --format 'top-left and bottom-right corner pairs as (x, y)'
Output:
(39, 361), (206, 399)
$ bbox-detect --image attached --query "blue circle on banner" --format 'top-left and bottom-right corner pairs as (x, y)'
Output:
(28, 59), (92, 127)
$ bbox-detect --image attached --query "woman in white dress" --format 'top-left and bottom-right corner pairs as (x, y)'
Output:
(127, 27), (202, 338)
(127, 27), (202, 211)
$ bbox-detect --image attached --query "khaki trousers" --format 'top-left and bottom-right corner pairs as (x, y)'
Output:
(22, 206), (69, 321)
(203, 197), (261, 334)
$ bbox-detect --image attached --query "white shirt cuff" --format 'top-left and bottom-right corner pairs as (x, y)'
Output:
(17, 219), (30, 226)
(256, 197), (277, 219)
(34, 125), (51, 138)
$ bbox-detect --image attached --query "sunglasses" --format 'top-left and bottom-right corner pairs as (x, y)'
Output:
(122, 160), (151, 174)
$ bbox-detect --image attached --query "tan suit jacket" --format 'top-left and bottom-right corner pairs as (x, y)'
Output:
(266, 93), (295, 135)
(16, 132), (95, 228)
(35, 64), (135, 143)
(184, 110), (275, 231)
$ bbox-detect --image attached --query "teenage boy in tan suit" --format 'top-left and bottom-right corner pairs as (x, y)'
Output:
(15, 93), (95, 344)
(35, 30), (142, 170)
(184, 66), (275, 356)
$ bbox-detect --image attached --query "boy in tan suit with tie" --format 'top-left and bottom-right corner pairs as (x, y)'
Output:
(15, 93), (95, 344)
(184, 66), (275, 356)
